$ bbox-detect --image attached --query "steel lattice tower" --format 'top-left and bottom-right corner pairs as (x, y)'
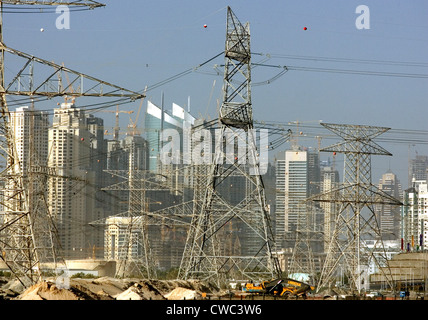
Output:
(100, 169), (169, 278)
(178, 7), (281, 285)
(312, 123), (402, 293)
(0, 1), (143, 286)
(288, 202), (323, 282)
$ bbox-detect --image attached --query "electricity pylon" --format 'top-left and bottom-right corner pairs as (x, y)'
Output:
(288, 202), (323, 283)
(178, 7), (281, 286)
(311, 123), (402, 293)
(0, 1), (142, 286)
(100, 169), (169, 278)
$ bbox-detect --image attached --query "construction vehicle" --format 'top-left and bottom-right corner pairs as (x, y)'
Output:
(244, 278), (315, 298)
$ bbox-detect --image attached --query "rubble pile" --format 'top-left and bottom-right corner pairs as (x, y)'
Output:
(0, 276), (219, 300)
(164, 287), (199, 300)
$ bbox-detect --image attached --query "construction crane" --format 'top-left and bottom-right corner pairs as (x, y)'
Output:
(288, 120), (322, 150)
(127, 86), (147, 136)
(101, 106), (134, 141)
(101, 86), (146, 139)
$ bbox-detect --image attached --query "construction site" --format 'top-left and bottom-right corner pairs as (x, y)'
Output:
(0, 1), (428, 303)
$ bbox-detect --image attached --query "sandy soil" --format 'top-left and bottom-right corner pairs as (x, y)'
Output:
(0, 276), (220, 300)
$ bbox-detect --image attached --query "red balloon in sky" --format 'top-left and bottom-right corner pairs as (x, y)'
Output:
(204, 24), (207, 28)
(303, 27), (307, 30)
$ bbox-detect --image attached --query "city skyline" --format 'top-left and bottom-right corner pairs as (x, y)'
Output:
(10, 97), (426, 192)
(1, 1), (426, 192)
(1, 0), (427, 298)
(4, 97), (427, 290)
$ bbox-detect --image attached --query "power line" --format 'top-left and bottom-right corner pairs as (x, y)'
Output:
(265, 53), (428, 68)
(287, 65), (428, 79)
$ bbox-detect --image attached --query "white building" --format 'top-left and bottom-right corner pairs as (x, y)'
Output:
(9, 106), (50, 172)
(104, 216), (142, 261)
(5, 106), (50, 213)
(403, 179), (428, 252)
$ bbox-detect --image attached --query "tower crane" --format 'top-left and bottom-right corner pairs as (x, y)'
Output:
(127, 86), (147, 136)
(101, 106), (134, 141)
(288, 120), (322, 150)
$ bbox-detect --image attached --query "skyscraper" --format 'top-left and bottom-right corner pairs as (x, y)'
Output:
(320, 164), (340, 250)
(402, 179), (428, 252)
(9, 106), (50, 174)
(4, 106), (49, 221)
(275, 149), (320, 249)
(104, 100), (194, 271)
(144, 100), (195, 174)
(375, 170), (403, 241)
(48, 102), (96, 259)
(85, 113), (109, 254)
(409, 155), (428, 187)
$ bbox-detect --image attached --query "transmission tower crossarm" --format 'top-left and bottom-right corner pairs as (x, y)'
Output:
(0, 0), (105, 8)
(2, 46), (144, 99)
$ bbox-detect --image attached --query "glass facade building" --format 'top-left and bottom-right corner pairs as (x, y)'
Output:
(144, 100), (194, 173)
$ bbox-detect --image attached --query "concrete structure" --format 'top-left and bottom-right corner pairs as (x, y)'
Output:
(0, 259), (117, 278)
(371, 252), (428, 291)
(62, 260), (117, 277)
(365, 240), (401, 270)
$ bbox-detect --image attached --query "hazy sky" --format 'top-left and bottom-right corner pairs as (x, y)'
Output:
(3, 0), (428, 187)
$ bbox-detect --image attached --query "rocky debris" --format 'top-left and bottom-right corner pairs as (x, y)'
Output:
(115, 282), (165, 300)
(19, 281), (80, 300)
(0, 279), (26, 300)
(164, 287), (199, 300)
(2, 279), (25, 294)
(0, 276), (219, 300)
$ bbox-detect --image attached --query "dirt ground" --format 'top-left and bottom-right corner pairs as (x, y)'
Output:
(0, 276), (221, 300)
(1, 276), (422, 300)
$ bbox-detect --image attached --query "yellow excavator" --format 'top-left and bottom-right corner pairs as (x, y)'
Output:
(244, 278), (315, 298)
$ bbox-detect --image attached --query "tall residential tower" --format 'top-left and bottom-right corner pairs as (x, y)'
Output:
(48, 102), (97, 259)
(375, 170), (403, 241)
